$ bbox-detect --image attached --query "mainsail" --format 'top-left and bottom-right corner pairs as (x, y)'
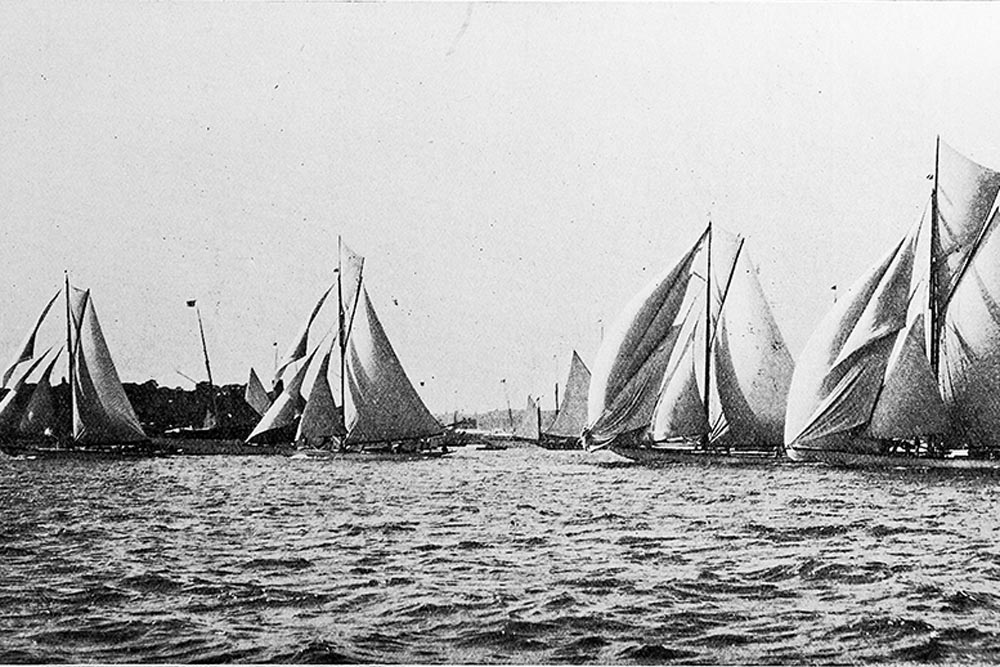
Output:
(584, 231), (704, 447)
(69, 288), (147, 444)
(344, 289), (441, 444)
(785, 139), (1000, 456)
(543, 351), (591, 439)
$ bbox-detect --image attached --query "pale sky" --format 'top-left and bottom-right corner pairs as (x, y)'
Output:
(3, 2), (1000, 413)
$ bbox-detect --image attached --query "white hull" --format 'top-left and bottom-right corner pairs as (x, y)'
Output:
(786, 446), (1000, 470)
(609, 444), (785, 466)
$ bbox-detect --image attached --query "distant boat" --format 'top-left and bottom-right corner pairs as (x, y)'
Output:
(248, 239), (447, 459)
(510, 395), (541, 442)
(785, 139), (1000, 469)
(0, 276), (173, 458)
(582, 223), (793, 463)
(537, 351), (591, 450)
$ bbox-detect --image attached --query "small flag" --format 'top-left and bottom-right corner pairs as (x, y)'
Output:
(186, 300), (197, 307)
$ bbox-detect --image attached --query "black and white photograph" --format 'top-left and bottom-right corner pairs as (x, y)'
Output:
(2, 1), (1000, 663)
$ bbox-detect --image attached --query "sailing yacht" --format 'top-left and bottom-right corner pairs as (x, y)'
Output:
(0, 276), (171, 458)
(785, 139), (1000, 469)
(582, 223), (794, 463)
(248, 239), (447, 458)
(537, 351), (591, 450)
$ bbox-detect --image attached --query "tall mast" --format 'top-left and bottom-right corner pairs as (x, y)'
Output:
(337, 236), (346, 433)
(929, 136), (941, 378)
(554, 382), (560, 420)
(65, 271), (73, 436)
(194, 304), (218, 423)
(701, 222), (713, 448)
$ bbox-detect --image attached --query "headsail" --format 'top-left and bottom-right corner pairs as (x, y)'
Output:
(247, 347), (315, 443)
(344, 289), (441, 444)
(0, 347), (55, 432)
(710, 234), (794, 447)
(19, 348), (63, 436)
(1, 291), (59, 389)
(274, 284), (334, 385)
(296, 340), (345, 447)
(244, 367), (272, 417)
(69, 288), (146, 444)
(651, 323), (709, 440)
(543, 351), (591, 439)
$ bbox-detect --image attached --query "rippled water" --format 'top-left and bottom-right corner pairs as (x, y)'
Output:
(2, 446), (1000, 664)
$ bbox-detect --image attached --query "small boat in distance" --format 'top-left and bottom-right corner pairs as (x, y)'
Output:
(785, 139), (1000, 469)
(537, 351), (591, 450)
(0, 275), (174, 458)
(582, 223), (793, 464)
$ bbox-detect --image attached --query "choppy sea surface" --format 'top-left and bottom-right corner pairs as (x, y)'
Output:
(2, 445), (1000, 664)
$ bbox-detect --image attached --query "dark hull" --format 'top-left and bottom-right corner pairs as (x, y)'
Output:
(537, 434), (582, 450)
(609, 444), (784, 466)
(0, 436), (178, 460)
(150, 437), (295, 456)
(786, 446), (1000, 470)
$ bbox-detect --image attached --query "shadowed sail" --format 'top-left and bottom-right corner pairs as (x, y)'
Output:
(246, 348), (315, 444)
(19, 349), (63, 436)
(344, 289), (441, 445)
(0, 348), (56, 432)
(244, 367), (272, 417)
(543, 351), (591, 439)
(786, 140), (1000, 461)
(296, 340), (345, 447)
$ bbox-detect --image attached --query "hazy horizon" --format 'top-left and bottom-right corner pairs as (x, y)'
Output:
(3, 2), (1000, 413)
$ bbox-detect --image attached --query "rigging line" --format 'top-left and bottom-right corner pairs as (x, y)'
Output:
(707, 236), (746, 353)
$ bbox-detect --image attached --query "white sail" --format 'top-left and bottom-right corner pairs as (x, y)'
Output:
(70, 289), (146, 444)
(940, 193), (1000, 450)
(274, 284), (334, 384)
(710, 240), (794, 447)
(339, 240), (366, 341)
(513, 395), (540, 441)
(295, 341), (344, 447)
(584, 232), (704, 448)
(1, 291), (59, 389)
(246, 347), (315, 443)
(651, 325), (708, 440)
(345, 289), (441, 444)
(934, 141), (1000, 300)
(0, 348), (54, 432)
(784, 239), (911, 450)
(543, 351), (591, 439)
(867, 314), (948, 439)
(19, 349), (62, 436)
(244, 367), (272, 416)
